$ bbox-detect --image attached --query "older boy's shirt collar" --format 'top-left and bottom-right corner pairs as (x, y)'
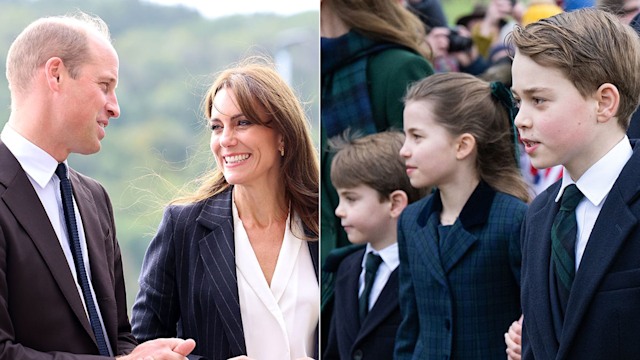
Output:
(364, 243), (399, 271)
(557, 136), (632, 206)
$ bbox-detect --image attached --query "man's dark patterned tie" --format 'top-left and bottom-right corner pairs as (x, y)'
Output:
(56, 163), (110, 356)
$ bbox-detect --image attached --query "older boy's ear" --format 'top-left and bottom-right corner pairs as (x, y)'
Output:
(456, 133), (476, 160)
(595, 83), (620, 123)
(389, 190), (409, 219)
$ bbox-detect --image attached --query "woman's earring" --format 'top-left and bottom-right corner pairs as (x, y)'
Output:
(280, 147), (285, 157)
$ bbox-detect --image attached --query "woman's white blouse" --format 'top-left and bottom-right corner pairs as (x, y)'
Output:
(233, 200), (319, 359)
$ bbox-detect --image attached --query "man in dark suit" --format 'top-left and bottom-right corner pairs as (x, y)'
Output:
(0, 12), (194, 359)
(323, 132), (424, 360)
(509, 9), (640, 359)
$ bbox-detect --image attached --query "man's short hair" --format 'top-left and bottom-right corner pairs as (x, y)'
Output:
(6, 11), (111, 95)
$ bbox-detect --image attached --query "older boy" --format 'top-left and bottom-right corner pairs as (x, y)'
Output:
(323, 131), (425, 360)
(509, 8), (640, 359)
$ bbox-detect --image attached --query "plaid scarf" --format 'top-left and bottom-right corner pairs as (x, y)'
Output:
(321, 31), (400, 138)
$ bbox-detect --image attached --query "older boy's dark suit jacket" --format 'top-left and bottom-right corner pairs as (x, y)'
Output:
(521, 141), (640, 360)
(395, 182), (525, 359)
(131, 188), (319, 360)
(0, 141), (137, 358)
(324, 248), (401, 360)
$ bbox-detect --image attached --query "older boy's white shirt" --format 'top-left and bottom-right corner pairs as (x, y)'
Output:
(359, 242), (399, 311)
(556, 136), (632, 270)
(233, 199), (318, 360)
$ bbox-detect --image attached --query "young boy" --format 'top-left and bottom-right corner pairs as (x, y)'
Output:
(509, 8), (640, 359)
(323, 131), (426, 360)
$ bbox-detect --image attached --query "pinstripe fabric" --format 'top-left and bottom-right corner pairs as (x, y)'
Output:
(131, 187), (319, 360)
(394, 182), (527, 360)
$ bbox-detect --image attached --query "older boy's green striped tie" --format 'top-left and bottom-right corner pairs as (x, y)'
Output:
(551, 184), (584, 313)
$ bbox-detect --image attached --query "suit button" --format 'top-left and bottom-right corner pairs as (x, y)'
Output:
(353, 349), (363, 360)
(445, 318), (451, 330)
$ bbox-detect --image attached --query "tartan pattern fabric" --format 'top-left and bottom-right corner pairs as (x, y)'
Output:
(395, 183), (527, 359)
(359, 252), (383, 323)
(551, 184), (584, 314)
(56, 163), (110, 356)
(321, 31), (399, 138)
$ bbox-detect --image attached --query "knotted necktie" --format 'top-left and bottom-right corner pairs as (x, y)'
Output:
(551, 184), (584, 314)
(359, 252), (383, 323)
(56, 163), (110, 356)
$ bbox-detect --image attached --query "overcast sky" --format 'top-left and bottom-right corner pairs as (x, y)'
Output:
(143, 0), (318, 19)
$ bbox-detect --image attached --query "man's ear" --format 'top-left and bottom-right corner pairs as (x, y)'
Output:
(595, 83), (620, 123)
(389, 190), (409, 219)
(455, 133), (476, 160)
(44, 57), (64, 91)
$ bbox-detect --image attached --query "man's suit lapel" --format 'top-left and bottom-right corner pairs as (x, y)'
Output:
(0, 144), (95, 342)
(356, 269), (399, 342)
(524, 188), (560, 360)
(557, 147), (640, 359)
(196, 189), (247, 355)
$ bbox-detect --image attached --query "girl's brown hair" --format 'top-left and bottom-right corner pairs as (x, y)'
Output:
(405, 72), (531, 203)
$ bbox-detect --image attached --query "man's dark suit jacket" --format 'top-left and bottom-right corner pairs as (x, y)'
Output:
(522, 141), (640, 359)
(324, 248), (401, 360)
(131, 187), (319, 360)
(0, 141), (137, 358)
